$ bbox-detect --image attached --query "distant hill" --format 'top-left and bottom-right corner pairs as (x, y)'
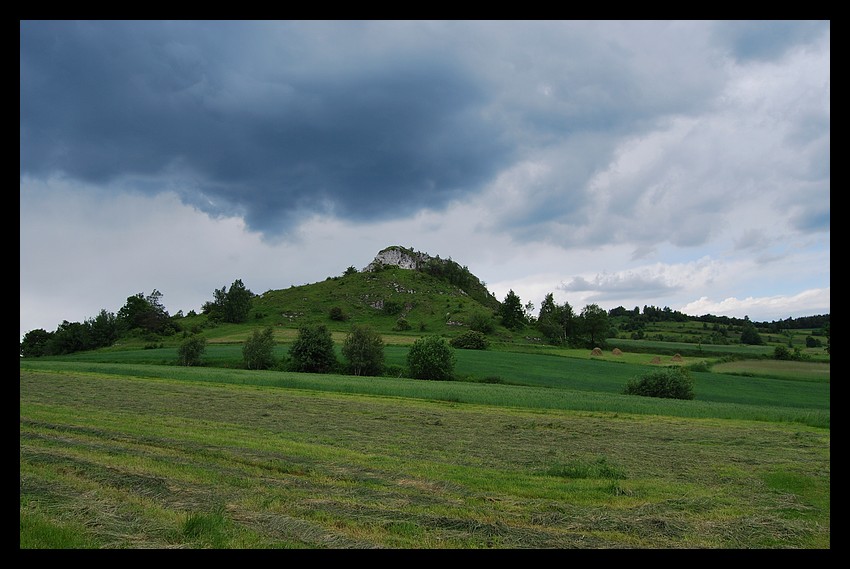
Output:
(246, 245), (503, 337)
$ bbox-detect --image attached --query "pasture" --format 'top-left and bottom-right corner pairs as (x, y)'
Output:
(20, 342), (830, 549)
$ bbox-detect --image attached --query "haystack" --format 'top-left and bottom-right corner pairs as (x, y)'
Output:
(650, 356), (662, 364)
(590, 347), (603, 356)
(612, 348), (623, 356)
(671, 354), (683, 362)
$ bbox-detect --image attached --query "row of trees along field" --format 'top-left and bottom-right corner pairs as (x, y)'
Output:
(20, 275), (829, 358)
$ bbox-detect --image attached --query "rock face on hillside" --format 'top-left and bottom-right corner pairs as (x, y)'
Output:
(362, 246), (432, 272)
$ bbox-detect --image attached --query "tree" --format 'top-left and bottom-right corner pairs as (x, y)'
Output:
(739, 320), (764, 345)
(499, 290), (525, 330)
(289, 324), (337, 373)
(20, 328), (52, 358)
(537, 293), (575, 345)
(87, 309), (120, 348)
(48, 320), (91, 355)
(406, 336), (455, 380)
(117, 290), (170, 334)
(243, 326), (277, 370)
(342, 324), (385, 376)
(177, 335), (206, 366)
(224, 279), (253, 323)
(579, 304), (609, 348)
(203, 279), (253, 323)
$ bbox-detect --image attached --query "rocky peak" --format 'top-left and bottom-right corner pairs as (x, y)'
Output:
(362, 246), (432, 272)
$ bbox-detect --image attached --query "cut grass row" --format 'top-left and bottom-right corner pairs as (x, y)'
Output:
(20, 368), (830, 549)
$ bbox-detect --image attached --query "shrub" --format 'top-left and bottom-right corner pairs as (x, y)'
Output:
(243, 326), (276, 370)
(394, 317), (411, 331)
(329, 306), (347, 321)
(450, 330), (489, 350)
(407, 336), (455, 380)
(342, 324), (385, 376)
(383, 300), (403, 315)
(289, 325), (337, 373)
(623, 367), (694, 400)
(468, 312), (495, 334)
(177, 335), (207, 366)
(774, 345), (792, 360)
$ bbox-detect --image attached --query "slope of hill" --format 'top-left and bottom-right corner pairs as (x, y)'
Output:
(244, 248), (503, 338)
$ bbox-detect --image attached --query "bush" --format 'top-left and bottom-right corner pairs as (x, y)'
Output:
(407, 336), (455, 380)
(177, 335), (207, 366)
(289, 325), (337, 373)
(623, 367), (694, 400)
(342, 324), (385, 376)
(450, 330), (489, 350)
(329, 306), (348, 321)
(243, 326), (276, 370)
(468, 312), (495, 334)
(774, 345), (792, 360)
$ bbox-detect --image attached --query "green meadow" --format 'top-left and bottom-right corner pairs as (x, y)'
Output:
(20, 341), (829, 549)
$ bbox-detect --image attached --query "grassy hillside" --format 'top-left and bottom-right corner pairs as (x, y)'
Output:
(176, 265), (504, 343)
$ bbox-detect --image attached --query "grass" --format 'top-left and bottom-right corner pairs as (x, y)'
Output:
(20, 327), (830, 549)
(20, 367), (830, 548)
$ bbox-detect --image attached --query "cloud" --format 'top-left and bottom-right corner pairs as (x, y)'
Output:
(20, 21), (830, 338)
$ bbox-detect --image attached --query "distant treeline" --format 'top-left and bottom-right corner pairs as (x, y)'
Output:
(608, 305), (829, 331)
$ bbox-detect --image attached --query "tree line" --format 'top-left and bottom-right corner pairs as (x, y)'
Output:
(20, 280), (253, 358)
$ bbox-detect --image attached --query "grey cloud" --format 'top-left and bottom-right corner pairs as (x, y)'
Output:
(711, 20), (829, 62)
(559, 273), (678, 303)
(21, 21), (513, 237)
(20, 20), (830, 246)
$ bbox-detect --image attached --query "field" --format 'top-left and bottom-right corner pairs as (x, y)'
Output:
(20, 341), (830, 549)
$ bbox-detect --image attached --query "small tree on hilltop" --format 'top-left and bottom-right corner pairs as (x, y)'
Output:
(243, 326), (277, 370)
(407, 336), (455, 380)
(342, 324), (385, 376)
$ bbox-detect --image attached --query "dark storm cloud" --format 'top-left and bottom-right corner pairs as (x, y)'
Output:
(711, 20), (828, 62)
(21, 21), (512, 236)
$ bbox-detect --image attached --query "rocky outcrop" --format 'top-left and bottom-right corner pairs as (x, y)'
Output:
(362, 246), (432, 272)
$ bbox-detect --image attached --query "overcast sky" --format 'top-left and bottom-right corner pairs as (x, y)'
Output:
(20, 20), (830, 340)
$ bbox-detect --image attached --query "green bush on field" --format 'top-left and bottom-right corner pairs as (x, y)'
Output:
(177, 335), (207, 367)
(289, 325), (337, 373)
(623, 367), (695, 400)
(407, 336), (455, 380)
(450, 330), (489, 350)
(342, 324), (385, 376)
(243, 326), (276, 370)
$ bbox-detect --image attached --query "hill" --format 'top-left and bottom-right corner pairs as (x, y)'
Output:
(241, 245), (502, 339)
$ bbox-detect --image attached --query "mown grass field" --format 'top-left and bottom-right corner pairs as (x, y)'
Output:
(20, 340), (830, 549)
